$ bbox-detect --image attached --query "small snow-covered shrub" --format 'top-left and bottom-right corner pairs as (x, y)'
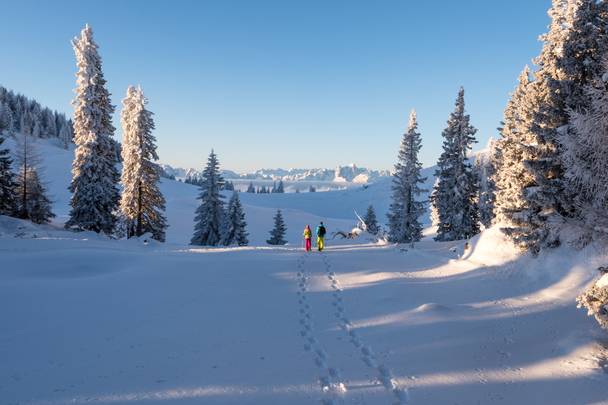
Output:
(577, 273), (608, 330)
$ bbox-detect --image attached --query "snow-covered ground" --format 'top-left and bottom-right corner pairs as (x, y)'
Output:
(2, 139), (608, 404)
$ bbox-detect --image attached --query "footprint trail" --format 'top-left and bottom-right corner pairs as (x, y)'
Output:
(321, 253), (410, 404)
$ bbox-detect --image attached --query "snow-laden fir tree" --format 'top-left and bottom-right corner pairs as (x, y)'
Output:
(58, 123), (71, 150)
(559, 0), (608, 112)
(191, 150), (225, 246)
(475, 139), (497, 228)
(119, 86), (167, 242)
(387, 109), (427, 243)
(276, 180), (285, 193)
(494, 67), (534, 229)
(65, 25), (120, 234)
(222, 192), (249, 246)
(432, 89), (479, 241)
(14, 133), (54, 224)
(0, 103), (14, 135)
(0, 134), (17, 215)
(363, 204), (379, 235)
(246, 182), (255, 193)
(564, 58), (608, 236)
(267, 209), (287, 245)
(577, 273), (608, 330)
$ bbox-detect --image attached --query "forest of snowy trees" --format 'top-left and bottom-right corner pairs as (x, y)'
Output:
(0, 86), (74, 148)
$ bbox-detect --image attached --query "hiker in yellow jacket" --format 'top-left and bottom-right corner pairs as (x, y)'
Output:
(303, 225), (312, 252)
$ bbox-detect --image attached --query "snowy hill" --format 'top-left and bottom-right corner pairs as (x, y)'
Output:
(3, 138), (397, 245)
(2, 138), (608, 405)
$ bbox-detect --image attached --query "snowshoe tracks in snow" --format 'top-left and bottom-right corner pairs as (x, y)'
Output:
(296, 255), (347, 404)
(320, 254), (410, 405)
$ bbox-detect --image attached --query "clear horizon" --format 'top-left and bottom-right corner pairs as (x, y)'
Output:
(0, 0), (551, 172)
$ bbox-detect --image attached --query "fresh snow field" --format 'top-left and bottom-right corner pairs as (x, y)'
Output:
(2, 139), (608, 404)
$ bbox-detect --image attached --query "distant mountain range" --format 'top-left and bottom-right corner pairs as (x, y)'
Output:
(159, 163), (391, 184)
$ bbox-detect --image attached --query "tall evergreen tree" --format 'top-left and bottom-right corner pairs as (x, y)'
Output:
(267, 209), (287, 245)
(222, 192), (249, 246)
(494, 67), (535, 230)
(476, 140), (497, 228)
(564, 58), (608, 236)
(432, 88), (479, 241)
(246, 182), (256, 193)
(276, 180), (285, 193)
(65, 25), (120, 234)
(0, 134), (17, 215)
(58, 123), (71, 150)
(191, 150), (225, 246)
(387, 110), (427, 243)
(363, 204), (379, 235)
(14, 134), (54, 224)
(119, 86), (167, 242)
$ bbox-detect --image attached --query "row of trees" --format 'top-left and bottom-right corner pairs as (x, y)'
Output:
(191, 151), (249, 246)
(387, 0), (608, 253)
(387, 88), (492, 245)
(494, 0), (608, 253)
(65, 25), (167, 241)
(246, 180), (285, 194)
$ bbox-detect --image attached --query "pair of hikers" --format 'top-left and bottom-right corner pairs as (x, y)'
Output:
(303, 222), (327, 252)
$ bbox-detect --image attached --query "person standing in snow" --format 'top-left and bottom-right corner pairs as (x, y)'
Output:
(316, 221), (327, 252)
(303, 225), (312, 252)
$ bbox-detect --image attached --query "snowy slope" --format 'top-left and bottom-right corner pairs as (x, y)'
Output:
(4, 138), (361, 245)
(2, 139), (608, 404)
(1, 217), (607, 404)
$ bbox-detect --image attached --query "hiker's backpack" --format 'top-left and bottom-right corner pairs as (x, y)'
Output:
(319, 225), (326, 237)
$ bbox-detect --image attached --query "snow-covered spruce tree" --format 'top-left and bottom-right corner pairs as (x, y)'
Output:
(432, 89), (479, 241)
(222, 192), (249, 246)
(363, 204), (379, 235)
(14, 134), (54, 224)
(267, 209), (287, 245)
(246, 182), (255, 193)
(577, 273), (608, 330)
(387, 109), (427, 243)
(475, 139), (497, 228)
(65, 25), (120, 234)
(494, 66), (534, 229)
(564, 58), (608, 237)
(191, 150), (225, 246)
(276, 180), (285, 193)
(58, 123), (71, 150)
(560, 0), (608, 112)
(119, 86), (167, 242)
(0, 103), (14, 135)
(0, 134), (17, 215)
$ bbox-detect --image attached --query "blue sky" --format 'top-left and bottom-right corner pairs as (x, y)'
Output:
(0, 0), (551, 172)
